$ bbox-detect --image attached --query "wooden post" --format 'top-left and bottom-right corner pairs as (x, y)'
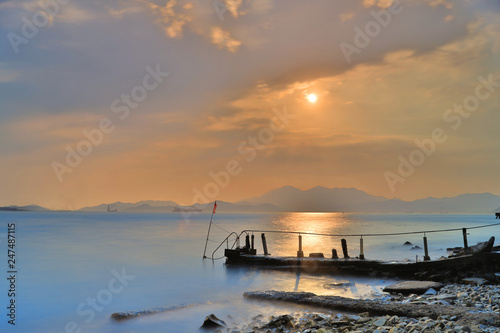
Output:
(359, 237), (365, 260)
(462, 228), (469, 254)
(245, 234), (250, 250)
(297, 234), (304, 258)
(423, 235), (430, 261)
(332, 248), (338, 259)
(261, 233), (269, 255)
(341, 238), (349, 259)
(251, 234), (255, 250)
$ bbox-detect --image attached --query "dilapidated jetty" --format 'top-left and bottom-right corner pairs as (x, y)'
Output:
(206, 221), (500, 282)
(225, 250), (500, 282)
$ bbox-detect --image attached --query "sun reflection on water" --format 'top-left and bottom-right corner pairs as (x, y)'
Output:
(264, 212), (360, 258)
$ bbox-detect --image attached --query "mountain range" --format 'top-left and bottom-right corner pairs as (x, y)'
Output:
(244, 186), (500, 213)
(3, 186), (500, 213)
(77, 200), (279, 213)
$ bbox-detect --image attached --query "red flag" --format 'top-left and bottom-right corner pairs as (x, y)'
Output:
(213, 201), (217, 214)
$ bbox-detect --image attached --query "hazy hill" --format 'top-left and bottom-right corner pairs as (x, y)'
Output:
(122, 204), (178, 212)
(245, 186), (500, 213)
(5, 187), (500, 214)
(79, 200), (178, 212)
(193, 200), (280, 213)
(0, 205), (50, 212)
(245, 186), (386, 212)
(78, 200), (279, 213)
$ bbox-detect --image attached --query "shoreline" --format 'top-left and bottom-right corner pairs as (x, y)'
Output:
(208, 282), (500, 332)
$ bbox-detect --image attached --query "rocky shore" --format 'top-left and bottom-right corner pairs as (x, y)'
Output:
(202, 283), (500, 332)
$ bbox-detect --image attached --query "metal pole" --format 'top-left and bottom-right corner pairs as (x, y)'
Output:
(423, 234), (430, 261)
(359, 236), (365, 260)
(202, 206), (216, 259)
(297, 234), (304, 258)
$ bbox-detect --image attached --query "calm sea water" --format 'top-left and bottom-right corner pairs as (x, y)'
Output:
(0, 212), (498, 332)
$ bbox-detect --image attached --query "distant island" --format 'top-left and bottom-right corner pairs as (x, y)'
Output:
(0, 205), (50, 212)
(3, 186), (500, 214)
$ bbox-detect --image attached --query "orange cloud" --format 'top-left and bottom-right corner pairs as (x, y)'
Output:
(210, 26), (242, 52)
(140, 0), (192, 38)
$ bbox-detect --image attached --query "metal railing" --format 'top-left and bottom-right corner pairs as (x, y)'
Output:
(208, 222), (500, 261)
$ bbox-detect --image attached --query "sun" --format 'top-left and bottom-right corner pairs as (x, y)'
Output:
(306, 93), (317, 103)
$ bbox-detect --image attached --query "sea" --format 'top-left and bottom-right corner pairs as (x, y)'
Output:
(0, 211), (498, 332)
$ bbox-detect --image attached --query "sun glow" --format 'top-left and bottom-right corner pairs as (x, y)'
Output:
(306, 93), (317, 103)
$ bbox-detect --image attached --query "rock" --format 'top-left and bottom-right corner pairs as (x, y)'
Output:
(323, 282), (351, 289)
(403, 241), (413, 246)
(424, 288), (437, 295)
(410, 246), (422, 250)
(316, 328), (332, 333)
(262, 314), (294, 329)
(430, 274), (449, 282)
(373, 317), (387, 326)
(461, 325), (472, 332)
(252, 314), (263, 321)
(357, 317), (372, 324)
(201, 314), (227, 329)
(383, 281), (444, 295)
(309, 253), (324, 258)
(461, 277), (488, 286)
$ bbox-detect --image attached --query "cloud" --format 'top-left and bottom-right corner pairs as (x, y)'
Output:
(224, 0), (244, 18)
(1, 0), (500, 207)
(425, 0), (453, 9)
(139, 0), (192, 38)
(107, 4), (144, 19)
(56, 4), (96, 24)
(363, 0), (396, 9)
(210, 26), (242, 52)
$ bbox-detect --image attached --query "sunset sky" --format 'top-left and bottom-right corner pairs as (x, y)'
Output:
(1, 0), (500, 210)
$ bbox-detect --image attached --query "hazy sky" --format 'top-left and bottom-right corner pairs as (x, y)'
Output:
(1, 0), (500, 209)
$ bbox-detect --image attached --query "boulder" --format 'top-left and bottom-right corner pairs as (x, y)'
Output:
(383, 281), (444, 295)
(263, 314), (294, 329)
(200, 314), (227, 329)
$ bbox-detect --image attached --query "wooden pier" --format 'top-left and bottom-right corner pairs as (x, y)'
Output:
(224, 249), (500, 281)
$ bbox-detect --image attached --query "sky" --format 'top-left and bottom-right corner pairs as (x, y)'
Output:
(1, 0), (500, 210)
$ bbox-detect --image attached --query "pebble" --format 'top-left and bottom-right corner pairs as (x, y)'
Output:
(373, 318), (387, 326)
